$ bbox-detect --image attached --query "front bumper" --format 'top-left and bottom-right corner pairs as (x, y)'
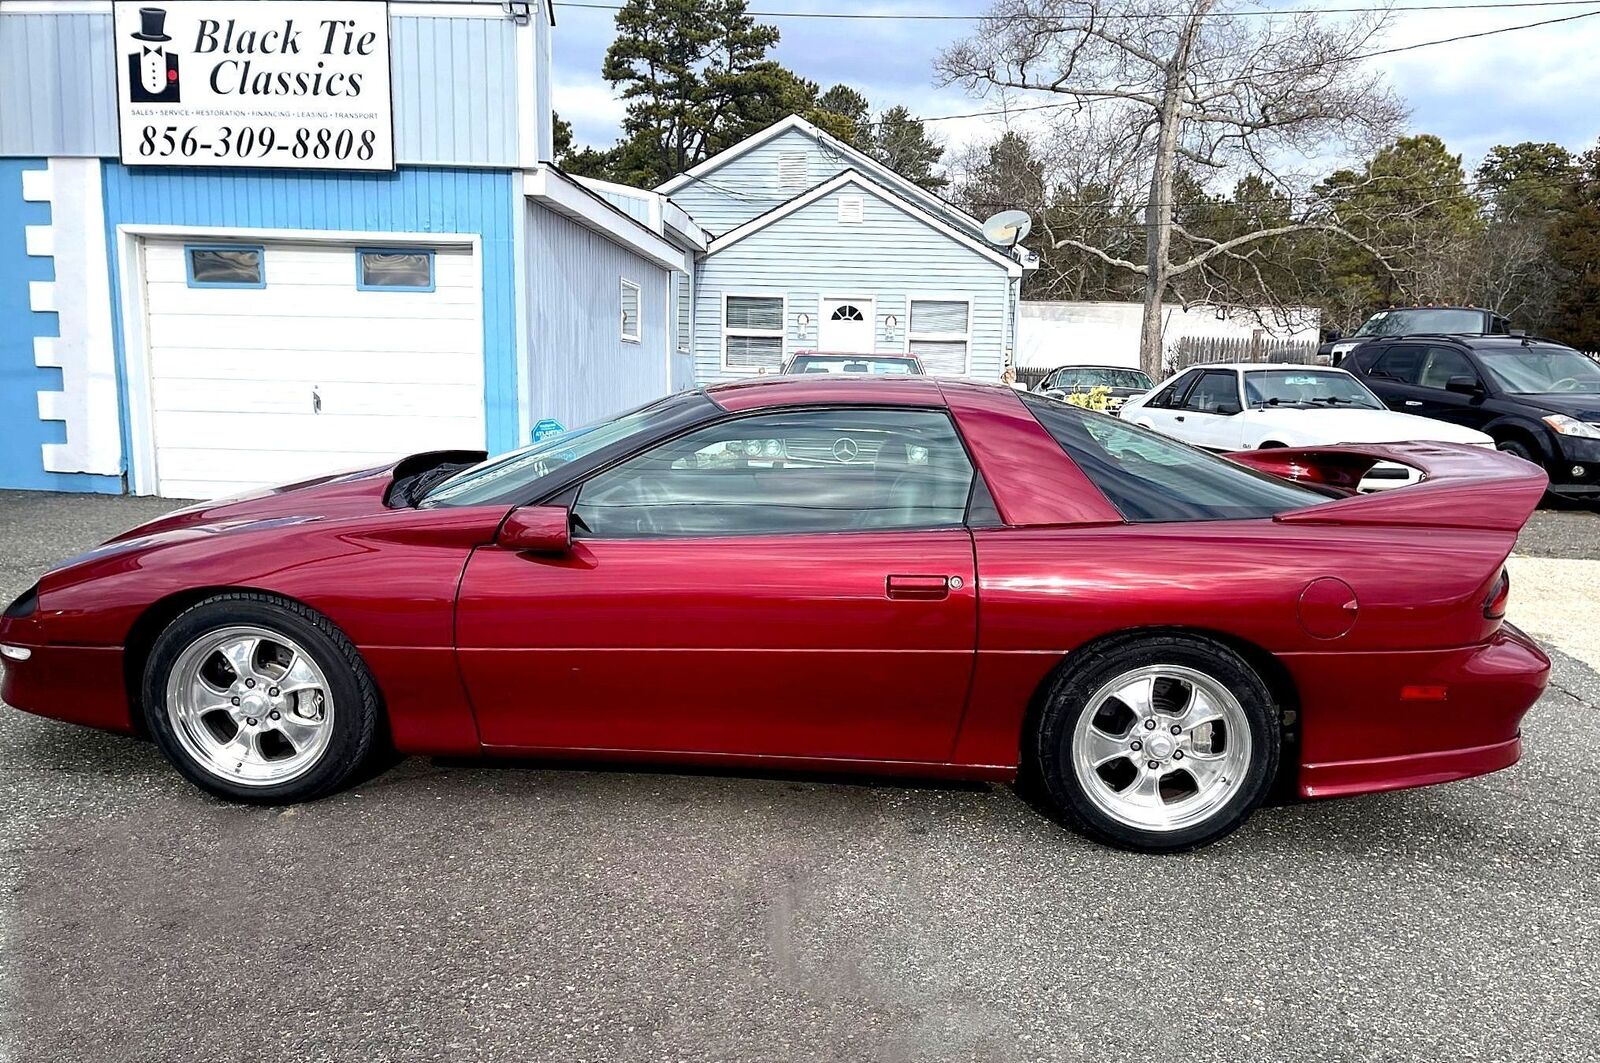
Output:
(0, 625), (136, 734)
(1288, 624), (1550, 799)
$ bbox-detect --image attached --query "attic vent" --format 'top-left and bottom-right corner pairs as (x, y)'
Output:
(837, 195), (864, 224)
(777, 152), (808, 191)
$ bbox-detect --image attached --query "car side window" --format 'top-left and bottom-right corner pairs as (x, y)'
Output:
(572, 408), (976, 539)
(1179, 370), (1241, 415)
(1417, 347), (1478, 390)
(1146, 371), (1198, 409)
(1371, 345), (1424, 385)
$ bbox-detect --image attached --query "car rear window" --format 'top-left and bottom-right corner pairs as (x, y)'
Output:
(1019, 393), (1329, 522)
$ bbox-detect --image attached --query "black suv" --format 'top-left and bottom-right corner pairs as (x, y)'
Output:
(1341, 334), (1600, 499)
(1321, 306), (1513, 365)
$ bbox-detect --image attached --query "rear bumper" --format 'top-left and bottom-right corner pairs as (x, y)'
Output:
(1289, 624), (1549, 800)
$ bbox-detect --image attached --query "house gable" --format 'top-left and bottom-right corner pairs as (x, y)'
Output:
(660, 116), (982, 239)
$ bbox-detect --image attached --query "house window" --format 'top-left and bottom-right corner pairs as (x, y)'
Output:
(830, 304), (865, 322)
(186, 245), (265, 288)
(675, 273), (692, 353)
(777, 152), (809, 192)
(357, 249), (435, 291)
(620, 279), (642, 343)
(724, 295), (784, 372)
(908, 299), (971, 375)
(837, 195), (864, 224)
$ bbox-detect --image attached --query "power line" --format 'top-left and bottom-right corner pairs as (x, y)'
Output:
(554, 0), (1600, 21)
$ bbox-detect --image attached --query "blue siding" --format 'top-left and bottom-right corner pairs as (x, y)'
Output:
(693, 178), (1012, 384)
(0, 160), (120, 492)
(526, 201), (672, 431)
(0, 11), (524, 167)
(101, 164), (522, 452)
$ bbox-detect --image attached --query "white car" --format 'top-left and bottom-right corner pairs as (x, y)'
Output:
(1119, 363), (1495, 489)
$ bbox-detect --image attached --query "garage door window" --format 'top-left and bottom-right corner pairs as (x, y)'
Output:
(357, 249), (435, 292)
(185, 245), (265, 288)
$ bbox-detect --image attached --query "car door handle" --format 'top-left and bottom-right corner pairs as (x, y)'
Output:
(886, 575), (953, 600)
(1174, 415), (1186, 422)
(1403, 400), (1422, 407)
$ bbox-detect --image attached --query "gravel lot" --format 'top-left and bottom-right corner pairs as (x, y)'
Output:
(1, 491), (1596, 1063)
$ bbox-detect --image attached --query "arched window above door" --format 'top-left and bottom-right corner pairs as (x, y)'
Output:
(830, 304), (865, 322)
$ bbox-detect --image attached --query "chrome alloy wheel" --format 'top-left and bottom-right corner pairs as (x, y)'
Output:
(165, 625), (335, 787)
(1070, 665), (1253, 833)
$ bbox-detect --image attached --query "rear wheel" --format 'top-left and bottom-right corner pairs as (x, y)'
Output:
(1033, 634), (1280, 852)
(142, 593), (383, 803)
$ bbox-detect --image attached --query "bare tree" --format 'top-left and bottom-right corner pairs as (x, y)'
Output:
(939, 0), (1404, 377)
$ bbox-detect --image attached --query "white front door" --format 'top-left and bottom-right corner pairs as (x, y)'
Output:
(817, 297), (874, 353)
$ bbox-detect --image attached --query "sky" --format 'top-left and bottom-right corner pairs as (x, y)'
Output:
(548, 0), (1600, 180)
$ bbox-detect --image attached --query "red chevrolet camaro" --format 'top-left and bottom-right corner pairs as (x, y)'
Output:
(0, 377), (1550, 851)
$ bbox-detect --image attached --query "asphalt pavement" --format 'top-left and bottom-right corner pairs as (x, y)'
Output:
(1, 490), (1596, 1063)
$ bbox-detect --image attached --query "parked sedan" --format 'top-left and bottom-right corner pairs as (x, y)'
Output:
(781, 351), (923, 375)
(1120, 363), (1494, 489)
(1032, 365), (1155, 412)
(0, 378), (1549, 852)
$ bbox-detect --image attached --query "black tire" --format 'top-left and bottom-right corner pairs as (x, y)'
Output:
(141, 592), (384, 804)
(1496, 438), (1537, 464)
(1031, 633), (1280, 853)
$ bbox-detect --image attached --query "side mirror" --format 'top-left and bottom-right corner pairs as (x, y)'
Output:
(1445, 376), (1484, 396)
(1044, 388), (1068, 400)
(1215, 402), (1243, 416)
(499, 505), (572, 554)
(1326, 329), (1344, 342)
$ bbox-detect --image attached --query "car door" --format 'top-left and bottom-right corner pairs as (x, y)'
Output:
(1409, 345), (1495, 431)
(454, 405), (979, 762)
(1170, 369), (1247, 450)
(1361, 344), (1425, 411)
(1129, 369), (1199, 433)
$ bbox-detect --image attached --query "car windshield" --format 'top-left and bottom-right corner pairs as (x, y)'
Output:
(789, 355), (920, 375)
(1476, 348), (1600, 395)
(1352, 308), (1485, 337)
(421, 393), (703, 507)
(1243, 369), (1384, 409)
(1048, 368), (1154, 391)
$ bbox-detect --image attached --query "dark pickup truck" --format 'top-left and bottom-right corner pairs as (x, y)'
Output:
(1321, 307), (1513, 365)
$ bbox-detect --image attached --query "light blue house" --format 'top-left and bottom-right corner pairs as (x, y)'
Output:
(0, 0), (687, 498)
(654, 115), (1033, 384)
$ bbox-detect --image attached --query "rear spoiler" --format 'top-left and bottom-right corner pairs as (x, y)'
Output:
(1226, 442), (1548, 530)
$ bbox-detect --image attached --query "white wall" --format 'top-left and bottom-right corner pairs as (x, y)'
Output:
(1017, 301), (1321, 370)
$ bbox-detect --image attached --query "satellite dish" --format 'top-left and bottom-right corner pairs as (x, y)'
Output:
(982, 209), (1032, 247)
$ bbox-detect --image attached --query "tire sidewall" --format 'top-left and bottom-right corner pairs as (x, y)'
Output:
(142, 596), (377, 804)
(1036, 636), (1280, 852)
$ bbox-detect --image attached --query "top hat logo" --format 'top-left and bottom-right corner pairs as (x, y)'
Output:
(126, 7), (180, 103)
(132, 7), (171, 42)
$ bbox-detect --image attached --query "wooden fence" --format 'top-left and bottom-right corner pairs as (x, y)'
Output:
(1171, 335), (1322, 372)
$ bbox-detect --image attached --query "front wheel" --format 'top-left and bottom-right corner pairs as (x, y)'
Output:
(1032, 634), (1280, 852)
(142, 593), (384, 803)
(1496, 439), (1537, 464)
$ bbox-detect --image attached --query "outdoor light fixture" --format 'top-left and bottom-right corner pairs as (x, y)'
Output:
(796, 313), (811, 329)
(885, 314), (898, 330)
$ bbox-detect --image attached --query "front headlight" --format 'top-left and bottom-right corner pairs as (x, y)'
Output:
(1543, 415), (1600, 439)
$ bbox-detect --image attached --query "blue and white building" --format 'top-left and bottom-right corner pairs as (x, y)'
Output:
(1, 0), (690, 498)
(582, 115), (1033, 386)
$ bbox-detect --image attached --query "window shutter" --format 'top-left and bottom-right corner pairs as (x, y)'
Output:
(725, 296), (783, 331)
(675, 273), (692, 351)
(909, 300), (968, 335)
(837, 195), (864, 224)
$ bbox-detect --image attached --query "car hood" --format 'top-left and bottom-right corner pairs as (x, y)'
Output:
(1513, 393), (1600, 420)
(1251, 407), (1491, 445)
(103, 450), (486, 545)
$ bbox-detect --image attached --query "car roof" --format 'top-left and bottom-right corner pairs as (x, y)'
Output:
(1184, 362), (1348, 373)
(1047, 364), (1148, 373)
(1355, 334), (1575, 352)
(704, 373), (1004, 412)
(790, 350), (918, 358)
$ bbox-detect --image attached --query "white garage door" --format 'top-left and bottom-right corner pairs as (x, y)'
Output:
(140, 238), (484, 499)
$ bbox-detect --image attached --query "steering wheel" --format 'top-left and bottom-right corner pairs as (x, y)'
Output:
(1551, 376), (1582, 393)
(626, 477), (675, 535)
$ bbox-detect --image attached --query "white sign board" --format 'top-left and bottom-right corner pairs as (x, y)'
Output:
(113, 2), (394, 171)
